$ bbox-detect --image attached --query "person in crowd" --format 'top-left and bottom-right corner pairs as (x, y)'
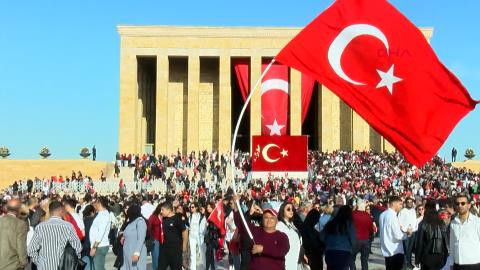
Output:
(27, 201), (82, 270)
(398, 197), (417, 268)
(365, 203), (377, 255)
(64, 198), (85, 240)
(121, 204), (147, 270)
(300, 208), (323, 270)
(89, 196), (111, 270)
(158, 201), (188, 270)
(316, 204), (333, 232)
(188, 202), (206, 270)
(351, 198), (374, 270)
(232, 196), (290, 270)
(92, 145), (97, 161)
(379, 196), (413, 270)
(449, 193), (480, 269)
(81, 204), (96, 270)
(0, 198), (29, 270)
(148, 204), (163, 270)
(321, 205), (356, 270)
(276, 201), (303, 270)
(204, 202), (221, 270)
(414, 200), (449, 270)
(27, 197), (39, 226)
(141, 195), (155, 219)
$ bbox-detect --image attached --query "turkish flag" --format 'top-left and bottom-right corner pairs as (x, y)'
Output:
(208, 201), (226, 236)
(262, 61), (289, 136)
(275, 0), (478, 167)
(251, 135), (308, 171)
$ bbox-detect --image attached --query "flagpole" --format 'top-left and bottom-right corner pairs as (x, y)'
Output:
(229, 58), (276, 241)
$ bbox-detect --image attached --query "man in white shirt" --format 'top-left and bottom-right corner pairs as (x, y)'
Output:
(379, 196), (412, 270)
(398, 197), (417, 268)
(89, 196), (111, 270)
(449, 193), (480, 270)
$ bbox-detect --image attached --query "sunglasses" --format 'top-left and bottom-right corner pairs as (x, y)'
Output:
(285, 208), (293, 212)
(455, 202), (468, 206)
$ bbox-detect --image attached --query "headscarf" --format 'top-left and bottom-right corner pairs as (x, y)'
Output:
(125, 203), (143, 227)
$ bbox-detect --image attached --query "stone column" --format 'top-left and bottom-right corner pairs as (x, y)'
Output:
(155, 54), (168, 155)
(119, 51), (138, 155)
(383, 138), (395, 152)
(250, 54), (262, 146)
(219, 53), (232, 153)
(136, 63), (143, 154)
(289, 68), (302, 135)
(188, 53), (200, 154)
(320, 84), (341, 151)
(352, 111), (370, 150)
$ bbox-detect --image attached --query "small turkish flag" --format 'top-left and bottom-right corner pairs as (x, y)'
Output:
(251, 135), (308, 171)
(275, 0), (478, 167)
(208, 201), (226, 236)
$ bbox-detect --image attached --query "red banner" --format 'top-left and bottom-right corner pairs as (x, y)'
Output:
(251, 135), (307, 172)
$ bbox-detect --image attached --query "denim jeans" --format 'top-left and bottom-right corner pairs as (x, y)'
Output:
(81, 256), (91, 270)
(403, 232), (416, 265)
(152, 240), (161, 270)
(93, 246), (109, 270)
(350, 239), (370, 270)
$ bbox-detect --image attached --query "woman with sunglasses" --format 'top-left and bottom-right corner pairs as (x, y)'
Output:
(276, 202), (303, 270)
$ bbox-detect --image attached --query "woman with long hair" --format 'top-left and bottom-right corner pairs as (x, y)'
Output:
(204, 202), (220, 270)
(188, 202), (206, 270)
(414, 201), (449, 270)
(321, 205), (356, 270)
(301, 208), (323, 270)
(148, 204), (163, 270)
(276, 202), (302, 270)
(121, 204), (147, 270)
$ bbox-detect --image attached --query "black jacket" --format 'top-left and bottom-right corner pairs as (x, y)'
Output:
(415, 221), (449, 268)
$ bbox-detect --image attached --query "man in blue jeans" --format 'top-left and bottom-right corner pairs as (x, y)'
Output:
(398, 198), (417, 268)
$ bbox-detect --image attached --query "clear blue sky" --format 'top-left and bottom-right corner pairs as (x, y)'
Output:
(0, 1), (478, 162)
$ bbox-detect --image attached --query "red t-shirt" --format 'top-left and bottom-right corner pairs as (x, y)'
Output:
(352, 210), (374, 241)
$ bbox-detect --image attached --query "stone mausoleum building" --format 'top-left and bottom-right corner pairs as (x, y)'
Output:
(117, 25), (433, 156)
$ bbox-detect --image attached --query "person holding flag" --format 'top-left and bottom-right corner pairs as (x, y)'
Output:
(205, 202), (222, 270)
(231, 195), (290, 270)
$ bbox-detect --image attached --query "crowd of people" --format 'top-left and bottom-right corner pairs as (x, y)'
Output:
(1, 149), (480, 270)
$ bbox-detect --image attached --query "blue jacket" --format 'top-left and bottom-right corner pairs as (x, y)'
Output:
(321, 222), (356, 253)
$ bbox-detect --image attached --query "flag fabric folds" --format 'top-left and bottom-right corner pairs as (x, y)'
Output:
(275, 0), (477, 167)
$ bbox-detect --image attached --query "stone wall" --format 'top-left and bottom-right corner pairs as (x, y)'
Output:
(0, 160), (114, 189)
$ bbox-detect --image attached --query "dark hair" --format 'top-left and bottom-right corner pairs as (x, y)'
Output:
(325, 205), (352, 235)
(389, 196), (402, 205)
(63, 198), (77, 209)
(455, 193), (469, 202)
(96, 196), (110, 209)
(49, 201), (64, 213)
(278, 202), (294, 223)
(160, 201), (173, 211)
(304, 209), (321, 228)
(423, 200), (443, 226)
(82, 204), (95, 217)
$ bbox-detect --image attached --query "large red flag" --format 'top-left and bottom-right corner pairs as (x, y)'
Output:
(275, 0), (478, 167)
(208, 201), (226, 236)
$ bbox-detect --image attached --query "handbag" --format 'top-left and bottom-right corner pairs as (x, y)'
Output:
(58, 241), (86, 270)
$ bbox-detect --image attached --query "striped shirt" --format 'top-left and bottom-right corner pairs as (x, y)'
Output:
(27, 216), (82, 270)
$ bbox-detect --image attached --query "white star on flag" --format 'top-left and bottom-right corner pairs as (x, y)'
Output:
(280, 149), (288, 157)
(265, 119), (285, 136)
(376, 64), (402, 94)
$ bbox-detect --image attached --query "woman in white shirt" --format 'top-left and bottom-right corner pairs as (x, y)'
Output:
(276, 202), (302, 270)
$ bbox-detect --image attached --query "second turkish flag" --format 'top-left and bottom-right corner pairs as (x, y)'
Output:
(251, 135), (307, 172)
